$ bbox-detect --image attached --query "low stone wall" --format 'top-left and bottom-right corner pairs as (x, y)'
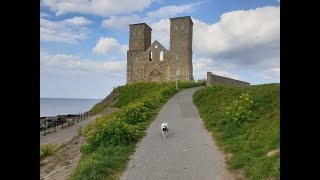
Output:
(207, 72), (250, 87)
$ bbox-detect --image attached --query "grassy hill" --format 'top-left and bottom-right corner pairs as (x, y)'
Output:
(70, 81), (205, 180)
(193, 83), (280, 179)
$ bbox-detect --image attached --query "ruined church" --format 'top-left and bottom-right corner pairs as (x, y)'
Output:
(127, 16), (193, 84)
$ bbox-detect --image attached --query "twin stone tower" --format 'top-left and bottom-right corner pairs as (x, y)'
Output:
(127, 16), (193, 84)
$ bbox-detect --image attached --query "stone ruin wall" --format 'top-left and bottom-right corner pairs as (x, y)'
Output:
(207, 72), (250, 87)
(127, 16), (193, 84)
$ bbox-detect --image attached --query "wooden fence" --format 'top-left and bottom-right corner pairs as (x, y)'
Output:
(40, 110), (95, 136)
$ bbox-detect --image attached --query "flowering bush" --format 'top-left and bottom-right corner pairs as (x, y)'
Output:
(115, 102), (149, 124)
(225, 93), (257, 126)
(81, 118), (141, 155)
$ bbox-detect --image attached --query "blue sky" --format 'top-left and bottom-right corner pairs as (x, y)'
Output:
(40, 0), (280, 99)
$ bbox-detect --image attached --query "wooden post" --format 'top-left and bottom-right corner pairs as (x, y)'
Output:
(61, 121), (64, 128)
(54, 119), (56, 132)
(73, 117), (74, 124)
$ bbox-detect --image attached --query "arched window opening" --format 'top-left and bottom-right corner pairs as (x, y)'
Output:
(149, 51), (152, 61)
(160, 51), (163, 61)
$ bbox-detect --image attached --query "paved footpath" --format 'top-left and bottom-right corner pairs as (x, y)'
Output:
(120, 87), (234, 180)
(40, 114), (101, 145)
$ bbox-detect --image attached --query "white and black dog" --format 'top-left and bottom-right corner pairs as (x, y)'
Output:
(161, 122), (169, 138)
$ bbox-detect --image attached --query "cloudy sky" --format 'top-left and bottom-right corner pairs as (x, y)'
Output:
(40, 0), (280, 99)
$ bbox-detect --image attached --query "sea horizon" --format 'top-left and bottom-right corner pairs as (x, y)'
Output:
(40, 98), (102, 117)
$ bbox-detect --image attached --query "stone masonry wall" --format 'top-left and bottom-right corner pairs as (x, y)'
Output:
(207, 72), (250, 87)
(127, 16), (193, 84)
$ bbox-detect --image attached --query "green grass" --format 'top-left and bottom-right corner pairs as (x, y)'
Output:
(40, 143), (66, 161)
(70, 81), (204, 180)
(69, 144), (135, 180)
(193, 83), (280, 180)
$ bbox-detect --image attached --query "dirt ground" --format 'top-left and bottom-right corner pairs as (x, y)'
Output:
(40, 135), (84, 180)
(40, 107), (119, 180)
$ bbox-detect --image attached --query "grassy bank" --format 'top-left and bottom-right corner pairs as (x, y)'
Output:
(70, 81), (205, 180)
(40, 143), (66, 161)
(193, 83), (280, 179)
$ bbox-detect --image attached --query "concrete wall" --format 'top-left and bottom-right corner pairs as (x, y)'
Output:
(207, 72), (250, 87)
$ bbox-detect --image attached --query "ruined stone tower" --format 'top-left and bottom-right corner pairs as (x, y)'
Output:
(127, 16), (193, 84)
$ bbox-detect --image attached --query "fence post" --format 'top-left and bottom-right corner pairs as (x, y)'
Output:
(61, 121), (64, 128)
(73, 117), (74, 124)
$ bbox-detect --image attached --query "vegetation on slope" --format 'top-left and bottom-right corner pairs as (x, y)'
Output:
(193, 83), (280, 180)
(40, 143), (66, 161)
(70, 81), (205, 180)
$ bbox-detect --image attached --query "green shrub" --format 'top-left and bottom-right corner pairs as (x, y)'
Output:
(225, 93), (257, 127)
(70, 144), (135, 180)
(115, 102), (149, 125)
(77, 126), (83, 136)
(83, 114), (115, 137)
(196, 79), (207, 85)
(81, 119), (140, 155)
(142, 97), (158, 109)
(40, 143), (65, 160)
(83, 122), (93, 137)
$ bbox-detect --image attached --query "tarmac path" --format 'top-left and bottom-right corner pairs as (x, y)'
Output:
(120, 87), (234, 180)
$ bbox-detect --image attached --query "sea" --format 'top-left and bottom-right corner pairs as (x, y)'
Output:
(40, 98), (102, 117)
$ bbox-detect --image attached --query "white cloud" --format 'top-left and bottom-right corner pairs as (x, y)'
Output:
(99, 2), (199, 31)
(149, 6), (279, 82)
(41, 0), (154, 16)
(147, 3), (199, 19)
(41, 51), (126, 77)
(262, 67), (280, 80)
(40, 16), (92, 43)
(63, 16), (92, 26)
(102, 15), (140, 30)
(150, 19), (170, 49)
(193, 6), (280, 59)
(192, 57), (242, 81)
(40, 12), (50, 17)
(92, 37), (128, 55)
